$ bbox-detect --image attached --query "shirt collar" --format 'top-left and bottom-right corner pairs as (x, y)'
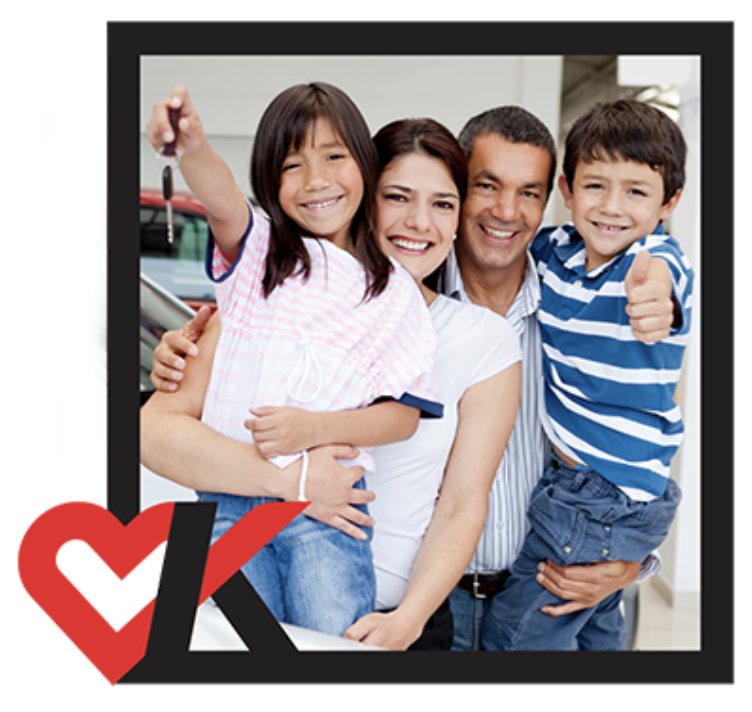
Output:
(440, 245), (540, 319)
(553, 221), (667, 278)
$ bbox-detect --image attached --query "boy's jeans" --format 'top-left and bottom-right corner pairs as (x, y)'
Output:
(199, 479), (375, 637)
(481, 454), (681, 651)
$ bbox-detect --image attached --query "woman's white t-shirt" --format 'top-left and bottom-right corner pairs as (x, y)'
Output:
(370, 294), (521, 610)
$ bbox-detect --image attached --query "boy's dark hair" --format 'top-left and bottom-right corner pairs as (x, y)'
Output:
(250, 82), (391, 300)
(563, 100), (686, 204)
(458, 106), (558, 199)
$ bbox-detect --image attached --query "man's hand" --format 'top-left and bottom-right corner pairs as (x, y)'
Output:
(246, 406), (323, 458)
(536, 559), (641, 616)
(150, 305), (213, 392)
(300, 445), (374, 541)
(625, 250), (676, 344)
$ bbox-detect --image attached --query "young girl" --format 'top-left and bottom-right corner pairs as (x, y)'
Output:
(146, 83), (441, 636)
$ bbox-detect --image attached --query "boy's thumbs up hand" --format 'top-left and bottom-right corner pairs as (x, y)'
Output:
(625, 249), (651, 292)
(625, 250), (675, 344)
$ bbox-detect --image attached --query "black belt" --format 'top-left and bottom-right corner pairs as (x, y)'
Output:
(457, 570), (511, 599)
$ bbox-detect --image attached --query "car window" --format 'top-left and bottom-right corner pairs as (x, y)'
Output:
(140, 206), (208, 261)
(140, 278), (194, 393)
(140, 206), (216, 304)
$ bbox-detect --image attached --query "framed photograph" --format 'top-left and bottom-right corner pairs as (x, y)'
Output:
(109, 21), (733, 684)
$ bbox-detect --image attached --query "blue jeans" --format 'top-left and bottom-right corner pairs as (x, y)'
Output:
(448, 586), (493, 651)
(481, 454), (681, 651)
(199, 480), (375, 637)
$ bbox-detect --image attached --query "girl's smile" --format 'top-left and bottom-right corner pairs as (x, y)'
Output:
(278, 118), (364, 253)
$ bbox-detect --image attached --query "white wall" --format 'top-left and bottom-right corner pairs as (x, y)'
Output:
(619, 56), (702, 610)
(140, 56), (562, 197)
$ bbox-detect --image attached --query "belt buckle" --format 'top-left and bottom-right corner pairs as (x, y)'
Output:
(472, 573), (487, 600)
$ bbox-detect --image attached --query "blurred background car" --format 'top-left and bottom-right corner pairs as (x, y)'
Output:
(140, 187), (216, 311)
(139, 272), (201, 504)
(140, 271), (197, 405)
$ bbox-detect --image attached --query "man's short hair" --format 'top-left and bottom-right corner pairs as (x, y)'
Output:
(458, 106), (558, 199)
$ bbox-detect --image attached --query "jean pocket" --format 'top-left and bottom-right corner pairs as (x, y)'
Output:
(527, 485), (587, 563)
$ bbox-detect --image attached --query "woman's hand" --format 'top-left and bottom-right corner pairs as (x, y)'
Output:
(246, 406), (324, 458)
(300, 445), (375, 541)
(150, 306), (214, 392)
(146, 84), (208, 157)
(343, 609), (422, 650)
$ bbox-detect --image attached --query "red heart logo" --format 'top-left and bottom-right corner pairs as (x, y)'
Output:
(18, 500), (307, 684)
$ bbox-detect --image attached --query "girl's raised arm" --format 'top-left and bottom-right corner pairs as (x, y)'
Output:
(146, 85), (249, 262)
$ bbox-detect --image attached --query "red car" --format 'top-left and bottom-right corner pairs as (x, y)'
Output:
(140, 187), (216, 311)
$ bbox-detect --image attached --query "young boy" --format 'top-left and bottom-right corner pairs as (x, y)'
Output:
(481, 100), (694, 650)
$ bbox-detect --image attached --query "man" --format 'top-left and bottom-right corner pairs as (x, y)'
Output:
(442, 106), (674, 650)
(150, 105), (676, 651)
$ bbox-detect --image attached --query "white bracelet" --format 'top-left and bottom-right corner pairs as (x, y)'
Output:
(297, 450), (310, 502)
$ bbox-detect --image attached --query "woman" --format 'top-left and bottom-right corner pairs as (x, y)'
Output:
(142, 117), (522, 650)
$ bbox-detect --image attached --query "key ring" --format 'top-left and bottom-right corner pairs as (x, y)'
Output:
(156, 146), (181, 171)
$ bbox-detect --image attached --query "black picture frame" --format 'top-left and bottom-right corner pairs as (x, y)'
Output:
(110, 21), (733, 684)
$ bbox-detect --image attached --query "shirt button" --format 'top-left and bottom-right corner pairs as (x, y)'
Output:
(563, 546), (572, 554)
(496, 521), (505, 530)
(574, 279), (583, 288)
(604, 525), (611, 532)
(602, 549), (610, 557)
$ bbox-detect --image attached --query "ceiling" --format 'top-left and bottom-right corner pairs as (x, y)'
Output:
(559, 55), (679, 135)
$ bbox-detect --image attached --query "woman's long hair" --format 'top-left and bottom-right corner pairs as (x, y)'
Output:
(250, 82), (392, 300)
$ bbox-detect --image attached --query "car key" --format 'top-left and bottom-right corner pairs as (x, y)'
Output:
(156, 107), (181, 244)
(162, 163), (174, 244)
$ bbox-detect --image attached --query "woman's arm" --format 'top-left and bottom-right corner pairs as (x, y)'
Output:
(344, 361), (522, 649)
(141, 314), (375, 539)
(146, 85), (249, 261)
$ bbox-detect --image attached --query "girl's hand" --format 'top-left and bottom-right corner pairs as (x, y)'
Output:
(150, 306), (213, 392)
(246, 406), (325, 458)
(146, 84), (208, 157)
(299, 445), (374, 541)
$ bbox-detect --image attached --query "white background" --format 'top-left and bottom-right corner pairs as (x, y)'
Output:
(4, 3), (747, 709)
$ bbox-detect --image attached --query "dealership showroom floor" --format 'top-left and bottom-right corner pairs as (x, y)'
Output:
(633, 578), (700, 650)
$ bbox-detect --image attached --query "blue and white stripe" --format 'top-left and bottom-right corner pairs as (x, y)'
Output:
(532, 223), (694, 501)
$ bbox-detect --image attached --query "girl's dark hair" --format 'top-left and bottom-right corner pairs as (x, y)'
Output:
(563, 100), (687, 203)
(250, 82), (391, 299)
(373, 118), (468, 292)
